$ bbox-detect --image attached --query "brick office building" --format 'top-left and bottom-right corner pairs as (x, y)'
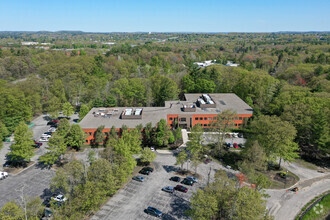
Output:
(79, 93), (253, 144)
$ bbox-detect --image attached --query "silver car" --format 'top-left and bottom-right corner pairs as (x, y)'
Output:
(132, 176), (144, 182)
(162, 186), (174, 193)
(186, 176), (198, 183)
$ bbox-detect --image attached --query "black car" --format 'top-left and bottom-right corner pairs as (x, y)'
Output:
(44, 132), (52, 135)
(145, 206), (163, 217)
(139, 169), (151, 175)
(142, 167), (154, 172)
(47, 121), (57, 126)
(181, 178), (194, 186)
(170, 176), (181, 182)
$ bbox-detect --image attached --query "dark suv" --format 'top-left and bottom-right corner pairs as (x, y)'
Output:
(170, 176), (181, 182)
(139, 169), (151, 175)
(181, 178), (194, 186)
(145, 206), (163, 217)
(142, 167), (154, 172)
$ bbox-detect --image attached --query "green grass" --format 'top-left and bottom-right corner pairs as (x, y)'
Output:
(301, 193), (330, 220)
(295, 159), (320, 170)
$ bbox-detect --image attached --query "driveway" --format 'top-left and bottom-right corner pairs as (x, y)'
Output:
(266, 161), (330, 220)
(0, 165), (55, 207)
(91, 153), (224, 220)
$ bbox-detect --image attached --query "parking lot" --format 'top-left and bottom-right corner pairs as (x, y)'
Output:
(92, 152), (224, 220)
(0, 165), (55, 207)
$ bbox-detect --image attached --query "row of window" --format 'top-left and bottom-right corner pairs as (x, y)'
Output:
(169, 116), (245, 121)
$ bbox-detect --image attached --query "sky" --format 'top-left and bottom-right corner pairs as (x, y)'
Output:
(0, 0), (329, 32)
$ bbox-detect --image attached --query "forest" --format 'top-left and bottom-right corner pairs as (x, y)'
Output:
(0, 31), (328, 163)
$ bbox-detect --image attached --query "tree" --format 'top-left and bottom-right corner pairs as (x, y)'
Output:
(62, 102), (74, 118)
(79, 104), (90, 121)
(0, 121), (9, 148)
(56, 118), (71, 136)
(250, 115), (299, 167)
(93, 125), (105, 146)
(174, 127), (182, 145)
(66, 124), (86, 150)
(176, 150), (188, 171)
(44, 96), (61, 119)
(154, 119), (173, 147)
(210, 110), (236, 151)
(151, 75), (178, 106)
(0, 201), (24, 220)
(39, 133), (67, 166)
(139, 148), (156, 165)
(240, 141), (267, 172)
(188, 170), (271, 220)
(9, 121), (34, 164)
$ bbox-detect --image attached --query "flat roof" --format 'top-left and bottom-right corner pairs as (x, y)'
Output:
(79, 93), (253, 129)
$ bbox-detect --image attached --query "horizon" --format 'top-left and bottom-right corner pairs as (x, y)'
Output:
(0, 0), (329, 32)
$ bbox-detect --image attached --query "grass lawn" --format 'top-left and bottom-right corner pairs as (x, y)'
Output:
(300, 193), (330, 220)
(295, 159), (320, 170)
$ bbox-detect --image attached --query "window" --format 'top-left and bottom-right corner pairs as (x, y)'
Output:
(180, 118), (186, 122)
(235, 117), (238, 120)
(89, 132), (92, 135)
(235, 123), (238, 126)
(204, 124), (207, 127)
(204, 117), (207, 120)
(200, 117), (203, 120)
(208, 117), (212, 120)
(239, 117), (243, 120)
(169, 117), (173, 120)
(213, 117), (216, 120)
(195, 117), (198, 120)
(85, 140), (89, 143)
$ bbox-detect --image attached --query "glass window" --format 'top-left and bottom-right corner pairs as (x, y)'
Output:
(204, 117), (207, 120)
(208, 117), (212, 120)
(169, 117), (173, 120)
(213, 117), (216, 120)
(239, 117), (243, 120)
(180, 118), (186, 122)
(85, 140), (88, 143)
(89, 132), (92, 135)
(195, 117), (198, 120)
(204, 124), (207, 127)
(200, 117), (203, 120)
(235, 117), (238, 120)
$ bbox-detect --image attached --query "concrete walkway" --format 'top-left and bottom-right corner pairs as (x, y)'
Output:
(181, 129), (189, 147)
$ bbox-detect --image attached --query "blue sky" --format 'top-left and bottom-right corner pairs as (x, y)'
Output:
(0, 0), (329, 32)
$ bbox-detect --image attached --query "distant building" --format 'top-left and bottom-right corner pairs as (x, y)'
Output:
(80, 93), (253, 144)
(226, 61), (239, 67)
(193, 60), (217, 68)
(21, 42), (39, 46)
(103, 42), (116, 45)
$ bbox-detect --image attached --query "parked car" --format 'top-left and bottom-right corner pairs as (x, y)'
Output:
(238, 143), (244, 148)
(174, 185), (188, 193)
(139, 169), (151, 175)
(186, 176), (198, 183)
(39, 137), (49, 142)
(132, 176), (144, 182)
(34, 141), (43, 146)
(41, 133), (51, 138)
(145, 206), (163, 217)
(42, 207), (52, 218)
(162, 186), (174, 194)
(47, 121), (56, 126)
(0, 171), (8, 179)
(232, 133), (238, 138)
(170, 176), (181, 182)
(150, 147), (155, 151)
(290, 187), (299, 192)
(52, 194), (67, 203)
(238, 133), (244, 138)
(233, 143), (239, 148)
(224, 142), (231, 148)
(48, 127), (56, 132)
(142, 167), (154, 172)
(181, 178), (194, 186)
(204, 158), (212, 164)
(44, 132), (52, 135)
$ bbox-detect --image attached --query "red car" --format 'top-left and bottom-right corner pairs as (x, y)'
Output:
(34, 141), (43, 146)
(174, 185), (188, 193)
(52, 120), (59, 123)
(233, 143), (239, 148)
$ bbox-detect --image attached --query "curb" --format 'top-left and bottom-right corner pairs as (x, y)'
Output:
(10, 162), (37, 176)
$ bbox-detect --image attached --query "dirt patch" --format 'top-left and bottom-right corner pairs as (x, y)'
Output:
(265, 170), (299, 189)
(4, 161), (35, 174)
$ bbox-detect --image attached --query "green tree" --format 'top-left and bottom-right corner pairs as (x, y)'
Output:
(66, 124), (86, 150)
(210, 110), (236, 151)
(176, 150), (188, 171)
(139, 148), (157, 165)
(39, 133), (67, 166)
(9, 121), (34, 163)
(93, 125), (105, 146)
(0, 201), (24, 220)
(56, 118), (71, 136)
(151, 75), (178, 106)
(249, 115), (299, 167)
(62, 102), (74, 118)
(78, 104), (90, 121)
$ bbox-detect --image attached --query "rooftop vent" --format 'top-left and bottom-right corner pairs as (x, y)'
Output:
(219, 100), (226, 105)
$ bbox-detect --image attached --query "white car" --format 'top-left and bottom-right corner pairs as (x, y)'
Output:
(41, 133), (51, 138)
(0, 171), (8, 179)
(186, 176), (198, 183)
(48, 127), (56, 132)
(39, 137), (49, 142)
(53, 194), (67, 203)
